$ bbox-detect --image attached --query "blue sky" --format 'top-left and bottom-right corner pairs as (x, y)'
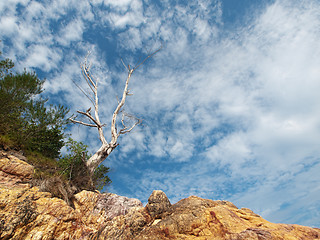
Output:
(1, 0), (320, 228)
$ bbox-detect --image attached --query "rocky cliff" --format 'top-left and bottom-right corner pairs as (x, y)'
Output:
(1, 150), (319, 240)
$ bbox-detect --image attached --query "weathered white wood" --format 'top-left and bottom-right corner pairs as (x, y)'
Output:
(70, 47), (161, 176)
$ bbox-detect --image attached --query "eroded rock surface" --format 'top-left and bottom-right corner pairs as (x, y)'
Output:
(95, 192), (143, 220)
(93, 195), (320, 240)
(1, 150), (320, 240)
(0, 150), (34, 189)
(146, 190), (172, 218)
(0, 150), (143, 239)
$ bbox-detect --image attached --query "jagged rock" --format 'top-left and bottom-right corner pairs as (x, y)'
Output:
(146, 190), (172, 219)
(93, 206), (152, 239)
(0, 151), (143, 239)
(1, 149), (320, 239)
(0, 185), (143, 239)
(94, 192), (143, 220)
(90, 195), (320, 240)
(0, 150), (34, 189)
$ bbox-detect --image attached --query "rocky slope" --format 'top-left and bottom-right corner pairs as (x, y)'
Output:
(1, 150), (319, 240)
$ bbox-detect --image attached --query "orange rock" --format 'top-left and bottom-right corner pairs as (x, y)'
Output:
(0, 150), (319, 239)
(0, 150), (34, 189)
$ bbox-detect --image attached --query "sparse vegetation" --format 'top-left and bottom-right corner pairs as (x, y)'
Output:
(58, 138), (111, 191)
(0, 50), (111, 204)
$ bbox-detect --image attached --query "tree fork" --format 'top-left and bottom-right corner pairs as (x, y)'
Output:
(70, 46), (162, 177)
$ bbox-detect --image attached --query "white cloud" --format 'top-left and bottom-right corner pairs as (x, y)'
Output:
(101, 0), (144, 29)
(193, 18), (212, 42)
(0, 0), (29, 13)
(1, 0), (320, 227)
(231, 159), (320, 227)
(24, 44), (61, 71)
(104, 0), (134, 10)
(108, 0), (320, 226)
(118, 27), (142, 50)
(0, 16), (18, 36)
(44, 57), (80, 94)
(25, 1), (45, 20)
(58, 19), (85, 46)
(109, 11), (143, 29)
(206, 132), (252, 167)
(148, 131), (167, 158)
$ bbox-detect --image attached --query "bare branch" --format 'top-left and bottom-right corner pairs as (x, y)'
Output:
(81, 52), (97, 94)
(77, 110), (101, 127)
(110, 45), (162, 144)
(119, 112), (142, 135)
(82, 67), (95, 94)
(119, 118), (141, 135)
(71, 78), (94, 105)
(133, 44), (163, 71)
(71, 45), (161, 176)
(69, 117), (97, 127)
(110, 69), (134, 144)
(83, 64), (98, 89)
(121, 58), (129, 71)
(119, 120), (141, 135)
(127, 89), (133, 96)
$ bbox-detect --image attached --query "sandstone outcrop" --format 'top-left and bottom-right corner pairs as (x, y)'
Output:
(1, 150), (320, 239)
(0, 150), (143, 239)
(92, 193), (320, 240)
(0, 150), (33, 189)
(146, 190), (172, 218)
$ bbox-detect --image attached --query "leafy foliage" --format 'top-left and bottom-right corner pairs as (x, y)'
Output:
(0, 50), (14, 79)
(0, 71), (42, 136)
(59, 138), (111, 191)
(22, 100), (69, 158)
(0, 53), (68, 158)
(93, 164), (112, 190)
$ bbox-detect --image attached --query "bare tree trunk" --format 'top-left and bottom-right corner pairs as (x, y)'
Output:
(69, 47), (161, 179)
(86, 144), (114, 175)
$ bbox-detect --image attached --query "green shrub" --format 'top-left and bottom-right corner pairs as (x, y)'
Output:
(0, 51), (111, 198)
(59, 138), (111, 191)
(0, 55), (69, 158)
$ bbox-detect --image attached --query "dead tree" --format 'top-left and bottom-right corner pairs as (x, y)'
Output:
(70, 47), (161, 176)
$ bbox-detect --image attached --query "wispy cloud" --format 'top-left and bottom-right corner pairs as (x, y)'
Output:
(1, 0), (319, 227)
(110, 0), (320, 227)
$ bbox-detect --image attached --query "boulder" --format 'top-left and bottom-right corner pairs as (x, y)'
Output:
(91, 195), (320, 240)
(146, 190), (172, 219)
(94, 192), (143, 220)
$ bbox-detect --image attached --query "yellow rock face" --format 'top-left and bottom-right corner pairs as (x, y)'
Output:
(0, 185), (109, 239)
(0, 151), (109, 239)
(0, 150), (34, 189)
(0, 150), (320, 240)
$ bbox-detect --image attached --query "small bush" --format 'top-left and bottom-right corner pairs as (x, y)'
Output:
(59, 138), (111, 191)
(37, 176), (77, 207)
